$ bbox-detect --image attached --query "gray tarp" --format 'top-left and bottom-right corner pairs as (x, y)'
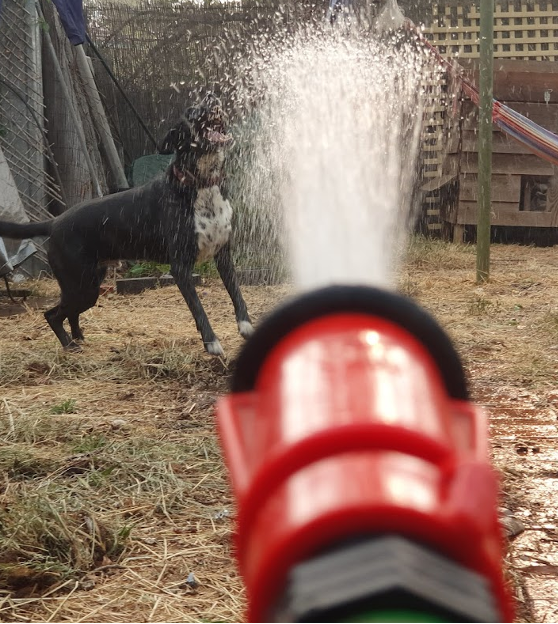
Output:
(0, 144), (37, 276)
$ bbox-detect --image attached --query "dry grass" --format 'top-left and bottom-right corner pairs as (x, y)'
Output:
(0, 279), (287, 622)
(1, 240), (558, 621)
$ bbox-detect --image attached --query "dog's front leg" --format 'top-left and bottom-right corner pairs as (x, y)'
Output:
(171, 263), (224, 357)
(215, 244), (254, 340)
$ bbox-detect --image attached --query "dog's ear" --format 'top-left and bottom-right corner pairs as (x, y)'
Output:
(158, 121), (192, 154)
(185, 106), (202, 124)
(158, 127), (178, 154)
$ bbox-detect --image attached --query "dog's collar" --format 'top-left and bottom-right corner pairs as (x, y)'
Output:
(172, 165), (225, 188)
(173, 165), (197, 187)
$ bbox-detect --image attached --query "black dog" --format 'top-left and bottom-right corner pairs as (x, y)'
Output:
(0, 93), (253, 356)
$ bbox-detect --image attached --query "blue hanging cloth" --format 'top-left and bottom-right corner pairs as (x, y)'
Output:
(327, 0), (354, 25)
(51, 0), (85, 45)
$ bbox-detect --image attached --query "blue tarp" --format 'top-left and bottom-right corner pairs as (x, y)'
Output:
(52, 0), (85, 45)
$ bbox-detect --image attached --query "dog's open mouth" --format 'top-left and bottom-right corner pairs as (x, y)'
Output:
(198, 98), (233, 146)
(204, 128), (233, 144)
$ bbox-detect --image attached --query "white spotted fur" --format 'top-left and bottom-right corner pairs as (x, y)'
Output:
(194, 185), (232, 261)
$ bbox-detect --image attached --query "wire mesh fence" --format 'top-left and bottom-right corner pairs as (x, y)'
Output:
(0, 0), (51, 266)
(85, 0), (330, 164)
(0, 0), (113, 275)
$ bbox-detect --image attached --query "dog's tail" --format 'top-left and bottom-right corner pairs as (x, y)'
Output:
(0, 219), (52, 240)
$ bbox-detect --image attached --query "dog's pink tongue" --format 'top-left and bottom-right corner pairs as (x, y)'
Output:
(206, 130), (232, 144)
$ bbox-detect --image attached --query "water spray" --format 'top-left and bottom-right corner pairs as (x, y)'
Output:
(216, 286), (514, 622)
(216, 4), (514, 621)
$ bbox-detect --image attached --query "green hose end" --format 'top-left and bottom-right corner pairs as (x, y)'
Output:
(343, 609), (447, 622)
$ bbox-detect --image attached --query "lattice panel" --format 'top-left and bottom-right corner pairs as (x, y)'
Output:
(425, 1), (558, 61)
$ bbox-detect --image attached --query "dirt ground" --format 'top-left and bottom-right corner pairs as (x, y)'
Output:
(1, 240), (558, 622)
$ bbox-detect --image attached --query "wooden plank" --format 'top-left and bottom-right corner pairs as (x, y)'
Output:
(460, 173), (521, 202)
(442, 153), (460, 177)
(426, 41), (558, 62)
(459, 59), (558, 103)
(457, 201), (554, 226)
(460, 153), (555, 176)
(453, 224), (465, 243)
(460, 129), (536, 155)
(450, 52), (557, 61)
(421, 173), (458, 192)
(429, 23), (558, 33)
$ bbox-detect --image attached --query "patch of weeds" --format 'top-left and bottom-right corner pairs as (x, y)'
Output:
(398, 277), (420, 299)
(0, 559), (71, 594)
(541, 311), (558, 337)
(87, 438), (220, 508)
(0, 429), (223, 599)
(50, 399), (77, 414)
(109, 524), (133, 559)
(0, 487), (129, 592)
(72, 434), (108, 453)
(125, 261), (170, 278)
(85, 465), (117, 488)
(119, 342), (196, 380)
(468, 296), (499, 316)
(0, 348), (53, 386)
(120, 438), (193, 466)
(0, 447), (59, 480)
(195, 260), (219, 278)
(405, 235), (474, 270)
(0, 410), (83, 445)
(192, 435), (223, 463)
(50, 351), (130, 382)
(517, 355), (554, 384)
(37, 16), (50, 33)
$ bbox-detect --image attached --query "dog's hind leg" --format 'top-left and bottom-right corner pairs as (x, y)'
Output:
(68, 314), (85, 342)
(215, 244), (254, 339)
(67, 267), (106, 342)
(171, 262), (224, 357)
(45, 262), (103, 349)
(44, 303), (74, 349)
(45, 292), (97, 350)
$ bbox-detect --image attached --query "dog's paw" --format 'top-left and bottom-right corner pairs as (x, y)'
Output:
(64, 340), (83, 352)
(238, 320), (254, 340)
(205, 339), (225, 358)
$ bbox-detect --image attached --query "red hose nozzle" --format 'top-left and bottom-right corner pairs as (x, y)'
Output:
(216, 286), (514, 622)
